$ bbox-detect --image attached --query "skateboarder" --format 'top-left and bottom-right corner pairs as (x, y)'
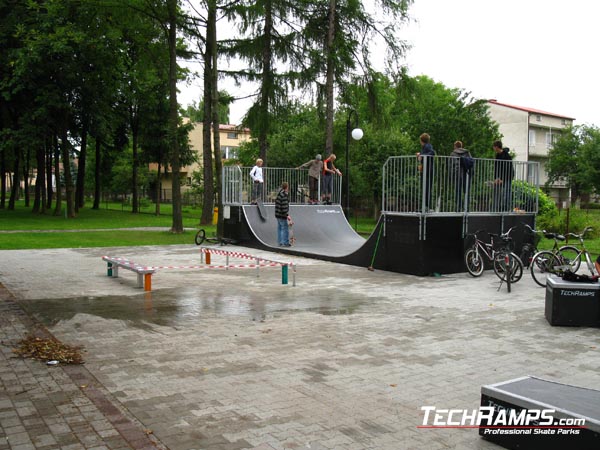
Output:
(250, 158), (264, 204)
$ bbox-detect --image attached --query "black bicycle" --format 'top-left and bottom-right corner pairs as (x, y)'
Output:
(194, 229), (237, 246)
(464, 227), (524, 284)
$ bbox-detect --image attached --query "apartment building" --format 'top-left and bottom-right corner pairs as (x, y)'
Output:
(487, 99), (574, 204)
(149, 122), (251, 200)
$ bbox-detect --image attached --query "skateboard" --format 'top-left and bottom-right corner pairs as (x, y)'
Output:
(256, 198), (267, 221)
(287, 215), (296, 246)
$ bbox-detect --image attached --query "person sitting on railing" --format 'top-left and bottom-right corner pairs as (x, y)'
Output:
(450, 141), (473, 212)
(249, 158), (264, 204)
(297, 154), (323, 204)
(492, 140), (514, 212)
(322, 154), (341, 205)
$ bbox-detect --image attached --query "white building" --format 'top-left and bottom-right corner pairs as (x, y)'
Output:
(487, 99), (574, 204)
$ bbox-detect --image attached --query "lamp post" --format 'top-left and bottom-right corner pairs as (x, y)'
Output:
(345, 109), (363, 218)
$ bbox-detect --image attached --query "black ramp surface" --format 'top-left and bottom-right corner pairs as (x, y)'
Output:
(243, 204), (366, 257)
(489, 377), (600, 425)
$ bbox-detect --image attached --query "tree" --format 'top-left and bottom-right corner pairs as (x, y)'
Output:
(546, 125), (600, 204)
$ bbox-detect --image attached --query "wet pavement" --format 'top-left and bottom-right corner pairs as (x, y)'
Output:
(1, 244), (599, 449)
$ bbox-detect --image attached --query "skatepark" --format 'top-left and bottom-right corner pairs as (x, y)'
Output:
(1, 156), (599, 449)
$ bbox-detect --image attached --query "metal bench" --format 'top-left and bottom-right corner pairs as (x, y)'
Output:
(102, 256), (156, 291)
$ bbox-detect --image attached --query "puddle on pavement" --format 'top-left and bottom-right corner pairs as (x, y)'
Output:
(20, 286), (366, 330)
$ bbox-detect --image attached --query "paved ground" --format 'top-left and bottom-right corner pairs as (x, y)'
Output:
(0, 244), (599, 450)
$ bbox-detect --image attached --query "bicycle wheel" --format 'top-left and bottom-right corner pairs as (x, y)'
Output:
(557, 245), (581, 272)
(194, 229), (206, 246)
(465, 248), (484, 277)
(493, 252), (523, 283)
(530, 251), (560, 287)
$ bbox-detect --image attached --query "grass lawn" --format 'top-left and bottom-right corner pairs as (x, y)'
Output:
(0, 201), (212, 249)
(3, 200), (600, 257)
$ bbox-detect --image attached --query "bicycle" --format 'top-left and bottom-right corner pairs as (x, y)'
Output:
(528, 228), (577, 287)
(464, 227), (524, 284)
(519, 224), (541, 269)
(194, 229), (237, 246)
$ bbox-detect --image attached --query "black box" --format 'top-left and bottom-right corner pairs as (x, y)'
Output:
(545, 275), (600, 327)
(480, 376), (600, 449)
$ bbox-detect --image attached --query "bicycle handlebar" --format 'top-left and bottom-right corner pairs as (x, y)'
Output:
(568, 226), (594, 240)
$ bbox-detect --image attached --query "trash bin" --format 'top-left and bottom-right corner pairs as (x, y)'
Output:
(212, 207), (218, 225)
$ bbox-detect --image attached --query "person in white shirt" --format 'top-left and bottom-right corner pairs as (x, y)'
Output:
(250, 158), (264, 204)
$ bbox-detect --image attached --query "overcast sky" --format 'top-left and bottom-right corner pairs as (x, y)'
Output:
(179, 0), (599, 127)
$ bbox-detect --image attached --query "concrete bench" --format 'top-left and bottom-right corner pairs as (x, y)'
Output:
(102, 256), (156, 291)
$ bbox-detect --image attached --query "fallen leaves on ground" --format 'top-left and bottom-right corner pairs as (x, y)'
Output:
(13, 334), (85, 364)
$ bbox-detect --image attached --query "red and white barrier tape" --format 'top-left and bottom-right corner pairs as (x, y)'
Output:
(198, 247), (293, 266)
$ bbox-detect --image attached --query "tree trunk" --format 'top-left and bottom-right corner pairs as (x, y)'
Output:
(60, 124), (75, 218)
(33, 139), (47, 214)
(92, 138), (101, 209)
(75, 118), (88, 211)
(23, 148), (30, 207)
(0, 147), (6, 209)
(8, 146), (20, 210)
(167, 0), (183, 233)
(200, 0), (216, 226)
(324, 0), (336, 156)
(53, 136), (61, 217)
(131, 107), (139, 213)
(155, 161), (162, 216)
(258, 0), (273, 164)
(46, 142), (53, 210)
(211, 5), (223, 238)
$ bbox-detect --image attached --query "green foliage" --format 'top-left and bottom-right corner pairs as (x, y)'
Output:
(546, 125), (600, 201)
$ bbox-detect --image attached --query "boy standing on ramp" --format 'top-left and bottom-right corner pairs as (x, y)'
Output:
(275, 182), (291, 247)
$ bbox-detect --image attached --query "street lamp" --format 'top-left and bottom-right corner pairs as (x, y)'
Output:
(345, 109), (363, 218)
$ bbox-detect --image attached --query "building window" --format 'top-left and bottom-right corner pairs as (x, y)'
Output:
(561, 119), (566, 125)
(221, 146), (239, 159)
(546, 132), (557, 149)
(227, 132), (238, 139)
(535, 115), (542, 122)
(529, 130), (536, 146)
(186, 177), (192, 185)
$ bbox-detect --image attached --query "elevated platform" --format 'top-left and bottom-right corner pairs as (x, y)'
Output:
(222, 204), (535, 276)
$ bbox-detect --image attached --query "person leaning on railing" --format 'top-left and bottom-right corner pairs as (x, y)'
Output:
(321, 154), (341, 205)
(492, 140), (514, 212)
(416, 133), (435, 212)
(297, 154), (323, 204)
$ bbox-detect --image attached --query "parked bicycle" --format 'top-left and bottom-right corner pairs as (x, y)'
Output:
(464, 227), (524, 284)
(194, 229), (237, 246)
(530, 226), (595, 287)
(519, 224), (541, 269)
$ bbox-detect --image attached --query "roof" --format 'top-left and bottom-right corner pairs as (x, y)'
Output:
(488, 99), (575, 120)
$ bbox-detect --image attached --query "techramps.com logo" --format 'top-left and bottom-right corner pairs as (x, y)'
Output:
(417, 406), (586, 436)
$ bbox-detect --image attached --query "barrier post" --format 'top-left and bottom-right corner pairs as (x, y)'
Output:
(226, 254), (229, 270)
(256, 257), (260, 277)
(107, 262), (113, 276)
(206, 251), (211, 265)
(292, 264), (296, 287)
(282, 264), (288, 285)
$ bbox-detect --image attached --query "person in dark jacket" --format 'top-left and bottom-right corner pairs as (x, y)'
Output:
(451, 141), (473, 212)
(275, 182), (291, 246)
(492, 140), (514, 212)
(416, 133), (435, 212)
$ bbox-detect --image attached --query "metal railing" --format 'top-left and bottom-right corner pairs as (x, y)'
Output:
(222, 166), (342, 205)
(382, 155), (539, 215)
